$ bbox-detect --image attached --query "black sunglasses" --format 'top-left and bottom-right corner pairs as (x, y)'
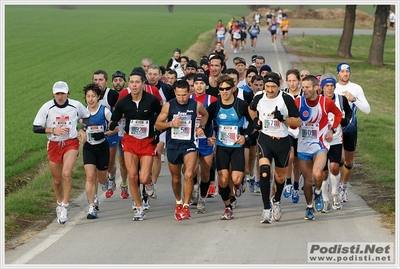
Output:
(218, 86), (232, 91)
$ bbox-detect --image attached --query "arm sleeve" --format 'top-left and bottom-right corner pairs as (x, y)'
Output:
(342, 96), (352, 125)
(166, 58), (173, 71)
(354, 86), (371, 114)
(283, 94), (300, 117)
(33, 125), (46, 133)
(108, 90), (120, 108)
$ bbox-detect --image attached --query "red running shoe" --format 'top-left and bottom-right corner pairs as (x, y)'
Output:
(182, 205), (191, 220)
(174, 204), (183, 221)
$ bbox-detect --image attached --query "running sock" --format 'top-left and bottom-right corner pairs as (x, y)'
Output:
(286, 177), (292, 185)
(121, 181), (128, 187)
(321, 180), (330, 202)
(200, 181), (210, 197)
(330, 172), (340, 195)
(293, 181), (299, 190)
(274, 181), (284, 202)
(176, 199), (183, 204)
(314, 188), (321, 195)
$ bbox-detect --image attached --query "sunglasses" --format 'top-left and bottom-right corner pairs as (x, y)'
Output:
(218, 86), (232, 91)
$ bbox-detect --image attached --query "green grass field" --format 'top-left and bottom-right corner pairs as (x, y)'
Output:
(5, 5), (251, 181)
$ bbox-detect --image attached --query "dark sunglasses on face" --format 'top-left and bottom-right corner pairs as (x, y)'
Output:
(218, 86), (232, 91)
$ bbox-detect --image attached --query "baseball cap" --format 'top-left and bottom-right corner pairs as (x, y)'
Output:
(186, 60), (198, 69)
(193, 73), (209, 85)
(112, 70), (126, 81)
(251, 55), (258, 62)
(234, 57), (246, 65)
(337, 62), (351, 73)
(52, 81), (69, 94)
(260, 64), (272, 73)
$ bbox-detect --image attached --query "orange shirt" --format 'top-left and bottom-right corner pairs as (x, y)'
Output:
(280, 20), (290, 32)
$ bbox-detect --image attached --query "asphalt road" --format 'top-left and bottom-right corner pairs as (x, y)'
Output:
(5, 27), (395, 266)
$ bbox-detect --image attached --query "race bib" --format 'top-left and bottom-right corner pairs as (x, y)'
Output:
(53, 115), (72, 139)
(301, 123), (319, 140)
(261, 113), (280, 131)
(87, 125), (104, 144)
(129, 119), (149, 139)
(171, 114), (192, 140)
(218, 125), (238, 146)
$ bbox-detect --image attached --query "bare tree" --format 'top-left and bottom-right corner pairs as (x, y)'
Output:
(337, 5), (356, 58)
(367, 5), (390, 66)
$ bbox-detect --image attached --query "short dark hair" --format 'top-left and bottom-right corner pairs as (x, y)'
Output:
(302, 75), (319, 87)
(93, 70), (108, 80)
(168, 70), (177, 78)
(223, 68), (239, 80)
(251, 74), (264, 84)
(175, 79), (189, 91)
(217, 74), (235, 88)
(285, 69), (300, 81)
(184, 73), (195, 81)
(83, 83), (102, 103)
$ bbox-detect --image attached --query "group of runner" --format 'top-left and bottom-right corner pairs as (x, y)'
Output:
(215, 10), (290, 53)
(33, 35), (370, 224)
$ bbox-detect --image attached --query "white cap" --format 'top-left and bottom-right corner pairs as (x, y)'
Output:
(52, 81), (69, 94)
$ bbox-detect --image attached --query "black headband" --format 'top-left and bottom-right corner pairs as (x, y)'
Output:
(264, 76), (280, 87)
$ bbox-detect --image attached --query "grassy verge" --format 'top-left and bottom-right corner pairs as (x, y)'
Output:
(285, 35), (395, 230)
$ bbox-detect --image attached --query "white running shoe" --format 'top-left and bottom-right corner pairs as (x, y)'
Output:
(133, 207), (146, 221)
(271, 197), (282, 221)
(260, 209), (272, 224)
(145, 182), (155, 197)
(332, 194), (342, 210)
(56, 204), (69, 224)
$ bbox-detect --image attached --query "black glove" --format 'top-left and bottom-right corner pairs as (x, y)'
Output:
(254, 117), (262, 130)
(272, 106), (284, 122)
(109, 121), (118, 131)
(151, 131), (160, 145)
(92, 132), (105, 141)
(341, 117), (349, 127)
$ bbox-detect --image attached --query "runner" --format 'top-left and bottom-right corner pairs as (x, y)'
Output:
(189, 73), (217, 213)
(155, 80), (209, 221)
(249, 72), (301, 224)
(320, 73), (352, 212)
(294, 75), (342, 220)
(282, 69), (302, 203)
(92, 70), (119, 199)
(109, 70), (162, 221)
(33, 81), (90, 224)
(248, 20), (260, 52)
(334, 63), (371, 203)
(82, 83), (118, 219)
(111, 70), (130, 199)
(206, 74), (253, 220)
(215, 19), (227, 48)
